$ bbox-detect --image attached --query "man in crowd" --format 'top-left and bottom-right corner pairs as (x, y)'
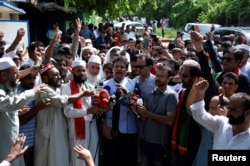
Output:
(34, 64), (90, 166)
(187, 77), (250, 149)
(18, 65), (51, 166)
(220, 72), (239, 98)
(136, 65), (178, 165)
(0, 57), (47, 166)
(86, 55), (102, 89)
(171, 59), (202, 166)
(61, 59), (103, 166)
(81, 47), (98, 63)
(133, 54), (155, 97)
(206, 32), (249, 94)
(102, 56), (138, 166)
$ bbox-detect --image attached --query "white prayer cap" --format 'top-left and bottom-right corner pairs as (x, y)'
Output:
(88, 55), (101, 65)
(0, 57), (16, 71)
(71, 59), (86, 68)
(85, 39), (92, 44)
(128, 37), (136, 41)
(81, 46), (98, 54)
(234, 44), (250, 52)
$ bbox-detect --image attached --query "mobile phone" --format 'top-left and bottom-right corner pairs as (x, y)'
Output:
(137, 98), (143, 105)
(191, 25), (195, 31)
(219, 94), (225, 107)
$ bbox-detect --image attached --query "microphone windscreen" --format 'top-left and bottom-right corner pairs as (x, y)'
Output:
(99, 98), (109, 108)
(93, 94), (100, 105)
(103, 85), (111, 93)
(100, 89), (109, 98)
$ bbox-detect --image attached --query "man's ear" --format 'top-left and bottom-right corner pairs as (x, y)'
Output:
(69, 68), (73, 74)
(244, 109), (250, 122)
(42, 75), (48, 84)
(236, 60), (242, 67)
(0, 71), (7, 80)
(245, 109), (250, 116)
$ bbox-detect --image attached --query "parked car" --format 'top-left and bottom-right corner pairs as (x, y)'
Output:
(184, 23), (221, 36)
(212, 27), (250, 44)
(113, 21), (152, 36)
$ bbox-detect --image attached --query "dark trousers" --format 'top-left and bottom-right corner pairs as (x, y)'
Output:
(101, 133), (139, 166)
(162, 29), (165, 38)
(23, 146), (34, 166)
(140, 139), (170, 166)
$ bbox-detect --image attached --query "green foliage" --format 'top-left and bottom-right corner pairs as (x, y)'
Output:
(48, 0), (158, 19)
(170, 0), (202, 29)
(198, 0), (250, 26)
(41, 0), (250, 28)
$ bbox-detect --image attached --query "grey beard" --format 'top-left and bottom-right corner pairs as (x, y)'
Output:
(6, 80), (17, 91)
(86, 71), (99, 83)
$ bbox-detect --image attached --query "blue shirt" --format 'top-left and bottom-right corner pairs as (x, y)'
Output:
(79, 29), (94, 39)
(134, 74), (155, 97)
(18, 85), (36, 147)
(104, 78), (137, 134)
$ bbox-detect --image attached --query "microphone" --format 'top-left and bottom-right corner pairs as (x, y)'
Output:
(103, 85), (111, 94)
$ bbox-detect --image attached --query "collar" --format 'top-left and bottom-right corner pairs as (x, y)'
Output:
(152, 86), (167, 94)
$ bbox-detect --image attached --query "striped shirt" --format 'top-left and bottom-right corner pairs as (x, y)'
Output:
(18, 85), (36, 147)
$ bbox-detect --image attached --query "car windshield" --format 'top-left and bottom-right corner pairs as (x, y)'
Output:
(199, 25), (212, 34)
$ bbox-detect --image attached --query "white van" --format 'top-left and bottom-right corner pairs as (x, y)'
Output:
(184, 23), (221, 36)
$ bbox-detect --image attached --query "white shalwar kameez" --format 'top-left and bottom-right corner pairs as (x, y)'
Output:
(34, 87), (70, 166)
(61, 83), (99, 166)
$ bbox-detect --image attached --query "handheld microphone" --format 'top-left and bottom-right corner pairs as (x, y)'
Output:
(103, 85), (111, 94)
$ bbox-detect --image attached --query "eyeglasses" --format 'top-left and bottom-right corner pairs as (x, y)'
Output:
(180, 73), (190, 78)
(134, 65), (147, 69)
(225, 106), (242, 112)
(113, 65), (126, 69)
(221, 57), (233, 62)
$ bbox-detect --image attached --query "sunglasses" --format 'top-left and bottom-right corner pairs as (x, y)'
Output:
(221, 57), (233, 62)
(134, 65), (147, 69)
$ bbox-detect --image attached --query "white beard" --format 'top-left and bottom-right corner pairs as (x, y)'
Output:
(86, 70), (100, 88)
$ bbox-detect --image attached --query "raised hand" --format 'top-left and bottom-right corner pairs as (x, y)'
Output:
(205, 31), (212, 41)
(5, 134), (28, 163)
(33, 83), (49, 94)
(30, 65), (40, 77)
(16, 28), (25, 40)
(18, 106), (30, 116)
(190, 31), (203, 52)
(36, 98), (52, 109)
(52, 29), (61, 43)
(210, 24), (215, 32)
(186, 77), (209, 108)
(73, 145), (94, 166)
(33, 47), (43, 65)
(74, 18), (82, 35)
